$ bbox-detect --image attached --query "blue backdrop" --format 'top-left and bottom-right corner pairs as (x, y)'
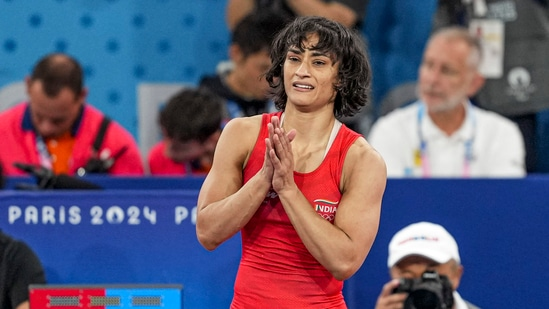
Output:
(2, 177), (548, 308)
(0, 0), (229, 138)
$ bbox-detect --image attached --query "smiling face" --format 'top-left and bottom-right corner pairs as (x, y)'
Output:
(282, 34), (340, 111)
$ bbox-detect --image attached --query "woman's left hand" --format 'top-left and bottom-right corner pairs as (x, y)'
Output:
(266, 116), (296, 193)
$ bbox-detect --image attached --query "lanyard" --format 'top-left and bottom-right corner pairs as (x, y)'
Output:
(36, 135), (53, 170)
(415, 103), (476, 177)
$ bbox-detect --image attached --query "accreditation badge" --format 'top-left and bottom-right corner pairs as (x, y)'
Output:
(469, 19), (505, 79)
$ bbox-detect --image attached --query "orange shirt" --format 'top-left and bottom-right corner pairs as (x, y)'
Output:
(46, 131), (75, 174)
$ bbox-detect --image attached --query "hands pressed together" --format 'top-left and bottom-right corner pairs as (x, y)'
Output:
(263, 116), (297, 193)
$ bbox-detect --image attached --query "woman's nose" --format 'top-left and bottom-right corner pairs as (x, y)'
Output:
(295, 62), (310, 77)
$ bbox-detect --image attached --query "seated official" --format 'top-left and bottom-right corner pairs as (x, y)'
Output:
(147, 88), (224, 176)
(0, 53), (144, 176)
(368, 27), (525, 178)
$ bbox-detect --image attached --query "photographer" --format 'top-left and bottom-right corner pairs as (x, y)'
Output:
(375, 222), (480, 309)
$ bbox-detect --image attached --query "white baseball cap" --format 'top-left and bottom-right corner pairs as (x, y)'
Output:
(387, 222), (461, 268)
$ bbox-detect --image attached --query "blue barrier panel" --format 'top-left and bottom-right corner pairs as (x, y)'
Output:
(2, 178), (548, 308)
(1, 189), (240, 309)
(344, 178), (549, 309)
(4, 175), (206, 190)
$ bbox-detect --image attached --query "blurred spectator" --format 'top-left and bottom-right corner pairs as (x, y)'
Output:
(362, 0), (437, 123)
(147, 87), (224, 176)
(374, 221), (480, 309)
(0, 229), (46, 309)
(225, 0), (369, 31)
(434, 0), (549, 173)
(199, 11), (287, 120)
(0, 53), (144, 177)
(368, 26), (525, 177)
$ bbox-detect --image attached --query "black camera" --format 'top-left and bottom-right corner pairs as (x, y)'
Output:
(392, 271), (454, 309)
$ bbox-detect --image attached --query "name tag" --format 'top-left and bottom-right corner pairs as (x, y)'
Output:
(469, 19), (505, 78)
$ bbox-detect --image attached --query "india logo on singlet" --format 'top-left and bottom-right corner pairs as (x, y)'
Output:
(314, 199), (339, 223)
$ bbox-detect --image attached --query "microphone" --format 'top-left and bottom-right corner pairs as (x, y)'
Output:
(13, 162), (102, 190)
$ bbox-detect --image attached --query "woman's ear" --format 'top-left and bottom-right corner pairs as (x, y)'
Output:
(229, 44), (244, 64)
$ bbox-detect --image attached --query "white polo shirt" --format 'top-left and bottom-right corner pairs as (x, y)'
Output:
(368, 101), (525, 178)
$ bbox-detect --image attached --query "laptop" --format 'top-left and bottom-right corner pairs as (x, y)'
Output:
(29, 284), (183, 308)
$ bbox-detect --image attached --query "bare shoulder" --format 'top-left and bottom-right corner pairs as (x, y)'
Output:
(341, 136), (387, 188)
(223, 114), (263, 134)
(213, 114), (264, 166)
(220, 115), (263, 147)
(348, 136), (386, 167)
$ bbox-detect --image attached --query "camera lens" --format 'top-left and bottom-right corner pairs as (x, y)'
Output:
(406, 289), (442, 309)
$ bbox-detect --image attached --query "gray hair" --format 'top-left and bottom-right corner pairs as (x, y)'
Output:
(430, 26), (482, 70)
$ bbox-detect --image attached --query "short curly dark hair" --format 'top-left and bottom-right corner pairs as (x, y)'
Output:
(159, 87), (223, 143)
(231, 10), (288, 58)
(265, 16), (371, 118)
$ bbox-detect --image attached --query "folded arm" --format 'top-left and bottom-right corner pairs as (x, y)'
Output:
(196, 116), (271, 250)
(268, 122), (387, 280)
